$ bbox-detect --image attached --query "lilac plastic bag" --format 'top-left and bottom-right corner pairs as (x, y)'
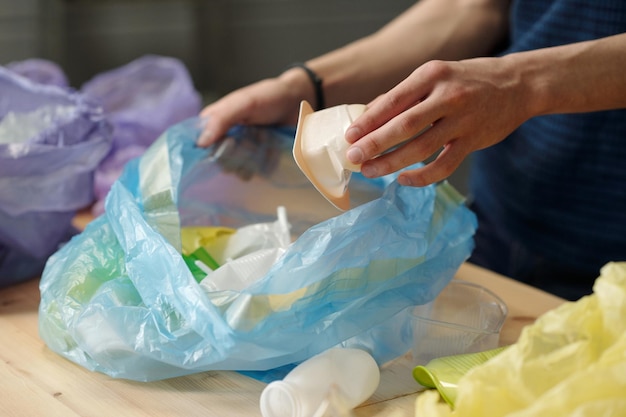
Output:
(0, 67), (112, 286)
(81, 55), (201, 214)
(6, 58), (69, 88)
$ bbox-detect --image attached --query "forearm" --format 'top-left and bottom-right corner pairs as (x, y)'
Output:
(199, 0), (510, 145)
(300, 0), (510, 106)
(510, 32), (626, 117)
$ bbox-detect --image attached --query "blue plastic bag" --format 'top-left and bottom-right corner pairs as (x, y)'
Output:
(0, 67), (112, 286)
(38, 119), (476, 381)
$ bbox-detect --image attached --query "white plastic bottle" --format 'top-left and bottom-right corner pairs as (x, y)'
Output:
(259, 347), (380, 417)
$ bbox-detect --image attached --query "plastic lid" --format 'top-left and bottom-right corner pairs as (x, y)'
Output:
(293, 100), (366, 211)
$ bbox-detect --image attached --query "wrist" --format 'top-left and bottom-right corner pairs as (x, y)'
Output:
(505, 50), (564, 118)
(279, 63), (325, 110)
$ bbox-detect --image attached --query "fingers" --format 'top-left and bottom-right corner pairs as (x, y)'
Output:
(357, 116), (471, 187)
(197, 76), (302, 148)
(345, 70), (439, 168)
(344, 60), (490, 187)
(346, 102), (434, 166)
(197, 92), (252, 147)
(197, 112), (228, 147)
(397, 140), (468, 187)
(346, 75), (427, 147)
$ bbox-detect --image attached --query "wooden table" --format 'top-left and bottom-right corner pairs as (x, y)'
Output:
(0, 256), (564, 417)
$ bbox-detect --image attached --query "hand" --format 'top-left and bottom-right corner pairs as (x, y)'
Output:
(198, 68), (315, 147)
(344, 57), (530, 187)
(207, 126), (282, 181)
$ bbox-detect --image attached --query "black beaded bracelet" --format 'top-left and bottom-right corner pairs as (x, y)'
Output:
(286, 62), (325, 111)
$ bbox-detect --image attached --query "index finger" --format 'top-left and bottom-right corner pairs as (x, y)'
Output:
(197, 91), (255, 147)
(197, 108), (236, 148)
(344, 73), (426, 145)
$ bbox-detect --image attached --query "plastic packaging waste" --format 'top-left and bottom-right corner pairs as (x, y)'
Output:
(260, 348), (380, 417)
(416, 261), (626, 417)
(0, 66), (112, 286)
(38, 120), (477, 381)
(409, 280), (508, 367)
(181, 226), (234, 281)
(293, 100), (366, 211)
(0, 105), (77, 144)
(413, 346), (507, 406)
(6, 58), (69, 88)
(197, 206), (292, 292)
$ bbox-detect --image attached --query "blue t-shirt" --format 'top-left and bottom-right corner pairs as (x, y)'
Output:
(469, 0), (626, 274)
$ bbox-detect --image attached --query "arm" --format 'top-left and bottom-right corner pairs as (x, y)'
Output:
(519, 33), (626, 115)
(198, 0), (509, 146)
(344, 33), (626, 187)
(304, 0), (510, 106)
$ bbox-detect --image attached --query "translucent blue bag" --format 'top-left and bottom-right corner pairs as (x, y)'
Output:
(38, 119), (477, 381)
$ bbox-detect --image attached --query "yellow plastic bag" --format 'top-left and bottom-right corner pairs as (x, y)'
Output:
(416, 262), (626, 417)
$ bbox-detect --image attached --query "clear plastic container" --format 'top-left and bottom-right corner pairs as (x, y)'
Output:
(259, 347), (380, 417)
(410, 280), (508, 366)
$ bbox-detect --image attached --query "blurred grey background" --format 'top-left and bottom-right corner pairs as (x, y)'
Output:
(0, 0), (470, 194)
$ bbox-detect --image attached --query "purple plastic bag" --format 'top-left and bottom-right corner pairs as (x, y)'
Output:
(6, 58), (69, 88)
(81, 55), (201, 214)
(0, 67), (112, 286)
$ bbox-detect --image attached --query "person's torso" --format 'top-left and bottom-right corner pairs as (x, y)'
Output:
(470, 0), (626, 271)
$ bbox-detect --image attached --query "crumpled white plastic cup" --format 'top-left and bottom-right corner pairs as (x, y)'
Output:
(293, 100), (366, 211)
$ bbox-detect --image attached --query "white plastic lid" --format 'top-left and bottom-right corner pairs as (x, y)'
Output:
(293, 100), (366, 211)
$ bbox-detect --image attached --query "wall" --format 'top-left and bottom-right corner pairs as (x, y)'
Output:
(0, 0), (414, 92)
(0, 0), (64, 63)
